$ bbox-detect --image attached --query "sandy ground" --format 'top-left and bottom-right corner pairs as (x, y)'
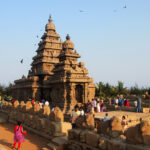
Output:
(95, 111), (150, 119)
(0, 123), (49, 150)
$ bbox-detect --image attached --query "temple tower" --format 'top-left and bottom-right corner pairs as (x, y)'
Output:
(12, 16), (95, 111)
(29, 15), (63, 77)
(45, 34), (95, 111)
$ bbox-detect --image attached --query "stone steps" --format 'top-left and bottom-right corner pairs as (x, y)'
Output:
(47, 143), (59, 150)
(47, 136), (68, 150)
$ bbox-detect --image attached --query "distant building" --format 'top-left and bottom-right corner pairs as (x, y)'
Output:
(12, 16), (95, 111)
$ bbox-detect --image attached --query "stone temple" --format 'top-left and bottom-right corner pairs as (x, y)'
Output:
(12, 16), (95, 111)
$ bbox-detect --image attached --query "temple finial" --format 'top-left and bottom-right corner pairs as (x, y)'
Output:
(48, 15), (52, 22)
(66, 34), (70, 40)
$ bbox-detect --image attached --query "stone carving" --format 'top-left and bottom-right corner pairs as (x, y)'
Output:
(49, 107), (64, 122)
(43, 105), (50, 117)
(33, 103), (41, 114)
(13, 100), (20, 110)
(25, 101), (33, 113)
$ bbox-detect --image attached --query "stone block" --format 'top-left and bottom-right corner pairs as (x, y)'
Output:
(47, 143), (58, 150)
(142, 108), (150, 113)
(60, 122), (72, 135)
(75, 116), (86, 129)
(98, 137), (108, 150)
(125, 124), (143, 144)
(141, 120), (150, 145)
(80, 130), (87, 143)
(107, 140), (126, 150)
(85, 131), (100, 147)
(86, 114), (95, 130)
(126, 144), (150, 150)
(97, 120), (111, 135)
(68, 129), (81, 141)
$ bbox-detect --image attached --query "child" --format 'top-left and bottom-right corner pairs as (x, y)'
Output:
(121, 116), (128, 132)
(13, 121), (27, 150)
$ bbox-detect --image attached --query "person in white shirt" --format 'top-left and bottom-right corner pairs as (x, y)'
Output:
(80, 107), (84, 116)
(115, 98), (119, 105)
(39, 102), (43, 109)
(70, 106), (80, 128)
(51, 107), (55, 112)
(134, 100), (137, 107)
(45, 101), (49, 106)
(96, 101), (100, 112)
(103, 113), (110, 121)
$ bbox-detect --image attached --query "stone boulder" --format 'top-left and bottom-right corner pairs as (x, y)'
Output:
(19, 101), (25, 112)
(111, 117), (123, 137)
(86, 114), (95, 130)
(43, 105), (50, 117)
(80, 130), (87, 143)
(49, 107), (64, 122)
(98, 137), (108, 150)
(68, 129), (81, 141)
(13, 100), (20, 110)
(125, 124), (143, 144)
(85, 131), (100, 147)
(141, 120), (150, 145)
(75, 116), (86, 129)
(97, 120), (111, 135)
(75, 114), (94, 130)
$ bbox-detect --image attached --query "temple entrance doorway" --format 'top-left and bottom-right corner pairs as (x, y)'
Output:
(75, 85), (83, 103)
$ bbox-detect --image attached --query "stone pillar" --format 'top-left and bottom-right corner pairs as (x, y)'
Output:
(32, 87), (41, 100)
(84, 83), (88, 103)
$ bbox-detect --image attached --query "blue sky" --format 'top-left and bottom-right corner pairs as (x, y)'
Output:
(0, 0), (150, 87)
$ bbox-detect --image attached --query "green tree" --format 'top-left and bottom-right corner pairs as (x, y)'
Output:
(116, 81), (127, 95)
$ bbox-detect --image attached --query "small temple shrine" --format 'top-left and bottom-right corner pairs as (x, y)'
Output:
(12, 16), (95, 111)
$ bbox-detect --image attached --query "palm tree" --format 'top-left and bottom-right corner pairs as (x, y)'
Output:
(116, 81), (126, 95)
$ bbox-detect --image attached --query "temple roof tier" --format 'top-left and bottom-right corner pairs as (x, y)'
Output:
(63, 34), (74, 49)
(45, 15), (56, 31)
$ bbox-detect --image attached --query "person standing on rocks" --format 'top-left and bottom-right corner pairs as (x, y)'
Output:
(136, 96), (142, 112)
(103, 113), (110, 121)
(121, 116), (128, 132)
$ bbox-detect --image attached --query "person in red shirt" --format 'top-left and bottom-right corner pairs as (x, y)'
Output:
(125, 99), (130, 107)
(13, 121), (27, 150)
(31, 99), (35, 106)
(11, 99), (15, 104)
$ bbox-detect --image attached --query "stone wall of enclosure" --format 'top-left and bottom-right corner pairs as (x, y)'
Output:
(0, 101), (71, 140)
(67, 115), (150, 150)
(0, 101), (150, 150)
